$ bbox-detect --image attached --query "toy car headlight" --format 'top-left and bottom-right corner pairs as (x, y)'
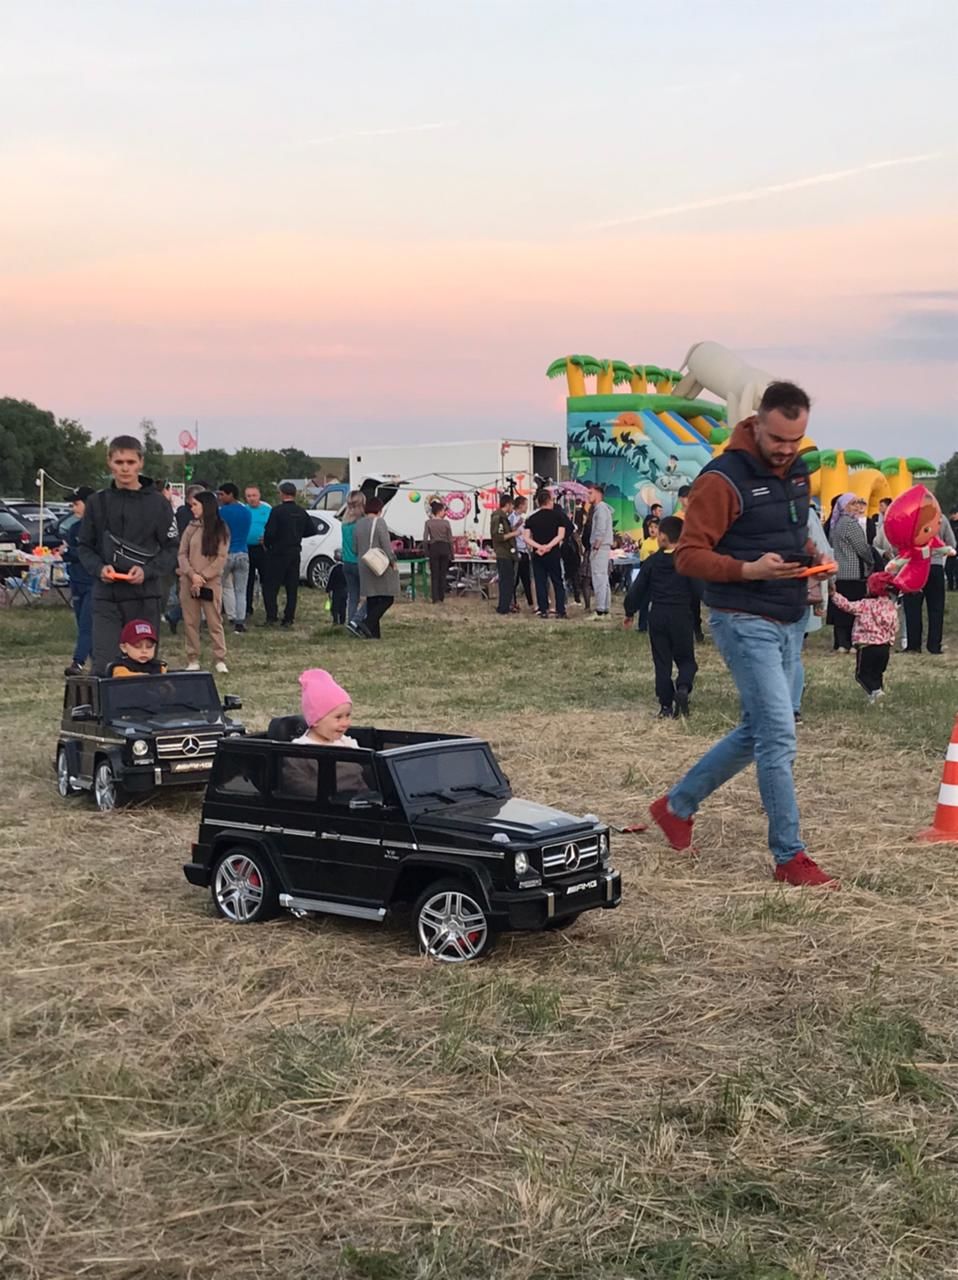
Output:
(514, 851), (530, 876)
(132, 739), (150, 757)
(599, 833), (609, 865)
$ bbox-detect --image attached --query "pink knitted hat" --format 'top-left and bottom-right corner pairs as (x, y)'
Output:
(299, 669), (351, 727)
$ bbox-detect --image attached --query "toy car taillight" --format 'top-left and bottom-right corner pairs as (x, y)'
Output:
(20, 532), (30, 544)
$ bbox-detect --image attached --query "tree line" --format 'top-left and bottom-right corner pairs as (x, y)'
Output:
(0, 398), (343, 500)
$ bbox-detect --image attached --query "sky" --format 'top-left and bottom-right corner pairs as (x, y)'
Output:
(1, 0), (956, 462)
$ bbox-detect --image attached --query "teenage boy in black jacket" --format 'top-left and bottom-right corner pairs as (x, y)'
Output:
(78, 435), (180, 673)
(261, 482), (315, 627)
(623, 516), (699, 718)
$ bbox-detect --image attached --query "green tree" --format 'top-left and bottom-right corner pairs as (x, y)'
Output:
(279, 447), (316, 480)
(189, 449), (231, 489)
(935, 451), (958, 517)
(0, 398), (106, 494)
(137, 419), (166, 479)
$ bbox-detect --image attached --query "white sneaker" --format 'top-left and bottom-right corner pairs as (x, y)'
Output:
(586, 611), (610, 622)
(215, 661), (229, 674)
(185, 661), (200, 671)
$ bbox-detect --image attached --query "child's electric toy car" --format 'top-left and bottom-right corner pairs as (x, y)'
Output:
(183, 718), (621, 962)
(56, 671), (244, 811)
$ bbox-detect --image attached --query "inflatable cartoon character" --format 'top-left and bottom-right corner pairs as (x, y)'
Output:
(882, 485), (954, 594)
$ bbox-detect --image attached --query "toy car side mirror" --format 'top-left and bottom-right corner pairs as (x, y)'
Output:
(223, 695), (242, 711)
(71, 704), (95, 722)
(348, 790), (384, 811)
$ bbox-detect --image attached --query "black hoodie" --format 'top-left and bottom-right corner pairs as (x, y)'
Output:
(78, 476), (180, 600)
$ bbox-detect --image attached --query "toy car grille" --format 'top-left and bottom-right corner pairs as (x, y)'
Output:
(155, 732), (222, 760)
(541, 838), (599, 877)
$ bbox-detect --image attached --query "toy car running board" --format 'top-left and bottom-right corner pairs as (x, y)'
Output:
(279, 893), (386, 922)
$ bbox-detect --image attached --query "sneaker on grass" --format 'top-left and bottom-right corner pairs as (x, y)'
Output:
(773, 851), (839, 889)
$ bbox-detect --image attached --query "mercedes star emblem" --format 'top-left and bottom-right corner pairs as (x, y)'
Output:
(181, 736), (202, 757)
(563, 843), (580, 871)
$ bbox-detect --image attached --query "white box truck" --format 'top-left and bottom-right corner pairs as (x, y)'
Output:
(311, 438), (563, 546)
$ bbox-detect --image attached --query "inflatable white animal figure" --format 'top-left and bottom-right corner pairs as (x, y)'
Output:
(673, 341), (779, 428)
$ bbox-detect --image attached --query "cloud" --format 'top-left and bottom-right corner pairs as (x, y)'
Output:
(291, 121), (458, 149)
(590, 152), (944, 230)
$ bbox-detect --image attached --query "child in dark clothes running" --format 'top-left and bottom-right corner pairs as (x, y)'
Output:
(830, 572), (900, 703)
(623, 516), (699, 718)
(326, 560), (348, 626)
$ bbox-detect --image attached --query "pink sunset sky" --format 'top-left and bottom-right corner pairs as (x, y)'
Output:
(2, 0), (955, 461)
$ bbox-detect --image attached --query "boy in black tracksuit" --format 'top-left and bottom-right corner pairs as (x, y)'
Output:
(623, 516), (699, 718)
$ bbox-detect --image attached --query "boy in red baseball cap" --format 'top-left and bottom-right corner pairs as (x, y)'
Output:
(107, 619), (168, 677)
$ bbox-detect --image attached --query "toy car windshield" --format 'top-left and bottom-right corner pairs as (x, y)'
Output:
(103, 673), (223, 724)
(392, 745), (508, 809)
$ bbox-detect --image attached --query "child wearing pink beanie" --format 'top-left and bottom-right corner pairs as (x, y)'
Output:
(292, 668), (358, 748)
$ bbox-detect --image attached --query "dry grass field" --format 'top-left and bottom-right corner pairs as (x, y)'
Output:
(2, 591), (958, 1280)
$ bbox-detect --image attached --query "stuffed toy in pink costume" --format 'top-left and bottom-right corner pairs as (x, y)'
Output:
(880, 485), (954, 594)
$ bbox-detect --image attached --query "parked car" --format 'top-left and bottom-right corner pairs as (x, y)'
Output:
(0, 509), (34, 552)
(0, 500), (64, 551)
(183, 721), (621, 962)
(299, 510), (343, 590)
(56, 671), (244, 811)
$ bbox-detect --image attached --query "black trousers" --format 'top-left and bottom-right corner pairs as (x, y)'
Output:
(904, 564), (946, 653)
(364, 594), (393, 638)
(496, 558), (516, 614)
(92, 591), (162, 675)
(532, 552), (566, 617)
(515, 555), (533, 606)
(428, 545), (451, 602)
(330, 583), (348, 625)
(855, 643), (890, 693)
(947, 553), (958, 591)
(262, 551), (300, 624)
(561, 543), (581, 602)
(831, 577), (867, 649)
(246, 543), (268, 614)
(649, 605), (697, 709)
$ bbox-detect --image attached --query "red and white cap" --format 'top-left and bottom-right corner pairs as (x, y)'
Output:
(119, 619), (158, 645)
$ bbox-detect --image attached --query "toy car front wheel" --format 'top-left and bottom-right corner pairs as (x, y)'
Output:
(93, 760), (126, 812)
(212, 848), (278, 923)
(413, 879), (493, 963)
(307, 555), (334, 590)
(56, 747), (80, 798)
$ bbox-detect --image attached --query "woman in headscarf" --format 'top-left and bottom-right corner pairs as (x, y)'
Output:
(827, 492), (871, 653)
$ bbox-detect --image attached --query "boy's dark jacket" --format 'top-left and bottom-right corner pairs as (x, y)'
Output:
(77, 476), (179, 598)
(624, 549), (700, 616)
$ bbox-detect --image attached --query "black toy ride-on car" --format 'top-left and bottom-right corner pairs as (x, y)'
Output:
(56, 671), (244, 811)
(183, 718), (622, 962)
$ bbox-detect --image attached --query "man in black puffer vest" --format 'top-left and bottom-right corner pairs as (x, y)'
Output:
(78, 434), (180, 674)
(640, 382), (838, 889)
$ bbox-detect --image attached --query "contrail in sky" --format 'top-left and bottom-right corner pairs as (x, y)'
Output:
(591, 152), (943, 229)
(295, 121), (457, 148)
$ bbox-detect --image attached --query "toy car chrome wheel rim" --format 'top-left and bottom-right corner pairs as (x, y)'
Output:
(417, 889), (488, 962)
(215, 854), (265, 922)
(308, 555), (333, 590)
(56, 749), (72, 797)
(94, 763), (116, 811)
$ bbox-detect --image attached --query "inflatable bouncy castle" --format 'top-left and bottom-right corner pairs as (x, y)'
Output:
(547, 342), (937, 537)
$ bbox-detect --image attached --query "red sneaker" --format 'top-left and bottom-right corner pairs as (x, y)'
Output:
(773, 852), (839, 889)
(649, 795), (695, 851)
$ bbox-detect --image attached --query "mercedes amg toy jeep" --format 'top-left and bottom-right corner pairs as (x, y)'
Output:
(56, 671), (244, 810)
(183, 718), (621, 962)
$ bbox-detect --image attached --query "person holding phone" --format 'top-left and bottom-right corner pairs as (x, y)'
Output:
(177, 490), (230, 672)
(642, 382), (838, 890)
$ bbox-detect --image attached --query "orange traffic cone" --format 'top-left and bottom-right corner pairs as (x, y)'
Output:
(917, 713), (958, 843)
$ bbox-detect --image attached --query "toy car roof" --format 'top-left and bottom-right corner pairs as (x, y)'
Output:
(64, 670), (215, 683)
(226, 720), (482, 758)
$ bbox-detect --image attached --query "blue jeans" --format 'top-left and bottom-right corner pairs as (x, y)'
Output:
(71, 584), (93, 665)
(343, 561), (362, 623)
(668, 610), (806, 864)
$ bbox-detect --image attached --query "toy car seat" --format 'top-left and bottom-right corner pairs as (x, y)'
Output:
(267, 714), (307, 741)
